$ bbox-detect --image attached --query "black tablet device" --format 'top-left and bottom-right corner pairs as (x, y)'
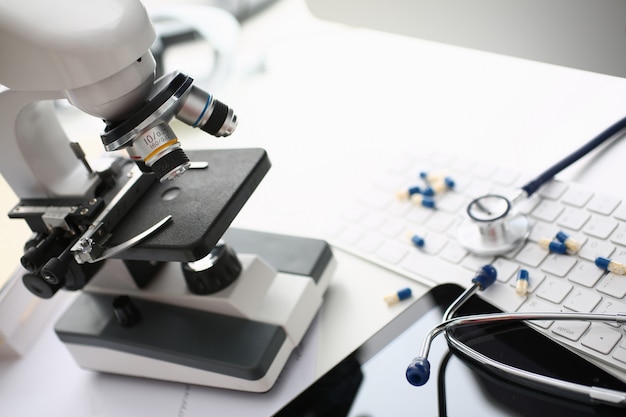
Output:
(275, 283), (626, 417)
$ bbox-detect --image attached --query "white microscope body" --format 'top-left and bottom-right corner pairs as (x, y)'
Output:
(0, 0), (334, 392)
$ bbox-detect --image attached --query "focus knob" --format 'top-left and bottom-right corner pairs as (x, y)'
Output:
(182, 242), (241, 295)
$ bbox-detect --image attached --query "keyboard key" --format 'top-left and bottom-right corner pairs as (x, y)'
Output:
(436, 192), (467, 213)
(610, 225), (626, 247)
(540, 253), (577, 277)
(491, 257), (519, 283)
(581, 324), (622, 355)
(566, 259), (605, 288)
(597, 273), (626, 299)
(406, 207), (433, 225)
(375, 241), (409, 264)
(424, 211), (455, 233)
(399, 250), (468, 287)
(552, 321), (590, 342)
(614, 347), (626, 365)
(587, 194), (621, 215)
(531, 200), (564, 222)
(438, 241), (467, 264)
(378, 217), (407, 238)
(556, 207), (590, 231)
(612, 202), (626, 221)
(594, 298), (626, 327)
(480, 281), (526, 312)
(561, 185), (594, 207)
(361, 212), (386, 230)
(578, 238), (615, 262)
(536, 278), (572, 304)
(355, 233), (383, 254)
(538, 181), (568, 200)
(583, 215), (618, 239)
(563, 287), (602, 312)
(461, 253), (495, 272)
(515, 242), (549, 268)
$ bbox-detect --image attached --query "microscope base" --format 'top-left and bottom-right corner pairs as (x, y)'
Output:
(54, 229), (335, 392)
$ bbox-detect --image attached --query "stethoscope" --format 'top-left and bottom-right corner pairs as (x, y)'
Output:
(405, 265), (626, 407)
(457, 115), (626, 255)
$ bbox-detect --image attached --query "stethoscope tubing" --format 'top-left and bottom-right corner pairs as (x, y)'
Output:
(521, 115), (626, 197)
(443, 316), (626, 406)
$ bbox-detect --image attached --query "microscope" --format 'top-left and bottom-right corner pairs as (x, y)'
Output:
(0, 0), (335, 392)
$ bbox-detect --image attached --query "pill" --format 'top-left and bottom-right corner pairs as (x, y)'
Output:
(515, 269), (529, 296)
(384, 287), (412, 305)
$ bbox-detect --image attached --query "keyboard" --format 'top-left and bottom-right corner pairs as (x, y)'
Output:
(323, 148), (626, 382)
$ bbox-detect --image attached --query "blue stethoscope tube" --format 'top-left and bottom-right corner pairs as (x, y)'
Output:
(460, 115), (626, 255)
(520, 115), (626, 198)
(406, 266), (626, 407)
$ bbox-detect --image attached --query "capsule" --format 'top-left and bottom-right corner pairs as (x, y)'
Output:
(515, 269), (529, 296)
(410, 234), (425, 248)
(384, 287), (412, 305)
(410, 194), (436, 209)
(396, 185), (424, 200)
(425, 176), (455, 195)
(538, 238), (567, 254)
(595, 257), (626, 275)
(555, 231), (581, 254)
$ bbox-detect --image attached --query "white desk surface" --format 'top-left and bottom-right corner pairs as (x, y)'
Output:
(3, 0), (626, 415)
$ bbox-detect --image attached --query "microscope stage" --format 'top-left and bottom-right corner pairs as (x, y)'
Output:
(106, 148), (270, 262)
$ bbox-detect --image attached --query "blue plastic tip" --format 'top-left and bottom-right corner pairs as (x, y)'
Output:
(517, 269), (529, 281)
(555, 231), (569, 243)
(422, 197), (436, 209)
(548, 241), (567, 254)
(411, 235), (425, 248)
(595, 257), (611, 270)
(444, 177), (455, 188)
(408, 185), (422, 195)
(397, 287), (412, 301)
(406, 357), (431, 386)
(423, 187), (435, 197)
(472, 264), (497, 290)
(419, 171), (428, 179)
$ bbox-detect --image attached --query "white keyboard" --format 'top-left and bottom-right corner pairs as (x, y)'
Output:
(324, 149), (626, 382)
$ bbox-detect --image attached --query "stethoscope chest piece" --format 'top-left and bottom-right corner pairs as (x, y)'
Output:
(457, 194), (530, 256)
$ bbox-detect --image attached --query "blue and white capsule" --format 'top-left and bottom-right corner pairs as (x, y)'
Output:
(384, 287), (413, 305)
(555, 231), (581, 254)
(411, 193), (436, 209)
(595, 257), (626, 275)
(538, 238), (567, 254)
(515, 269), (530, 296)
(396, 185), (424, 200)
(425, 177), (455, 196)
